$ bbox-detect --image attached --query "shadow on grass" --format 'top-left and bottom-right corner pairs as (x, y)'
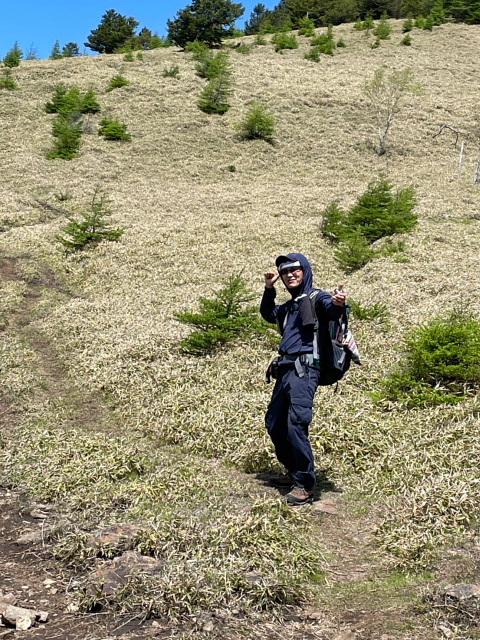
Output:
(255, 468), (342, 501)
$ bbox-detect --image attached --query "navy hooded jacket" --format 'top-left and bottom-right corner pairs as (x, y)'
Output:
(260, 253), (344, 356)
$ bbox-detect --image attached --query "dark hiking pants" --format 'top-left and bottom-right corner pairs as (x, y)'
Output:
(265, 362), (320, 491)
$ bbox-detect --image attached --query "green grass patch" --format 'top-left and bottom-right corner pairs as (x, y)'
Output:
(376, 309), (480, 408)
(322, 568), (430, 631)
(163, 64), (180, 77)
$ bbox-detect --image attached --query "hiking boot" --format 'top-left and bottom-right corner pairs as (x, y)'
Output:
(270, 473), (294, 489)
(285, 486), (314, 505)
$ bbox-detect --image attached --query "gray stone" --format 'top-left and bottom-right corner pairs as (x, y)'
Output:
(1, 605), (35, 628)
(444, 584), (480, 601)
(16, 615), (34, 631)
(438, 624), (454, 638)
(245, 571), (265, 585)
(16, 528), (50, 545)
(88, 551), (164, 597)
(30, 509), (50, 520)
(203, 620), (214, 633)
(85, 524), (143, 554)
(0, 595), (16, 611)
(312, 498), (339, 515)
(0, 599), (48, 629)
(306, 610), (323, 620)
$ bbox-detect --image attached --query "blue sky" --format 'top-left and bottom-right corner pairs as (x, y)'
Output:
(0, 1), (272, 60)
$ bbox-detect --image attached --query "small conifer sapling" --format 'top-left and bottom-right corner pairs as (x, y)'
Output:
(55, 189), (124, 251)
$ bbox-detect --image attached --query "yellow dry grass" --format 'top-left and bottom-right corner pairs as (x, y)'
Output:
(1, 19), (480, 626)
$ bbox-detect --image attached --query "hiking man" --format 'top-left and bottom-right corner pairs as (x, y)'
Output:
(260, 253), (347, 505)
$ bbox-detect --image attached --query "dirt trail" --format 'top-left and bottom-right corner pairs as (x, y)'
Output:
(0, 255), (144, 639)
(0, 256), (115, 434)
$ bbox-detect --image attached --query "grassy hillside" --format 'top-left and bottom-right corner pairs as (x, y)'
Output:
(1, 20), (480, 639)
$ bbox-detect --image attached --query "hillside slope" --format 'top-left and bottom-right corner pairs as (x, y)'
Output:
(1, 20), (480, 640)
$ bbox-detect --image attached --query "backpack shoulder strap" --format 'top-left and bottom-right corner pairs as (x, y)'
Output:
(275, 300), (294, 336)
(309, 290), (320, 360)
(308, 289), (321, 312)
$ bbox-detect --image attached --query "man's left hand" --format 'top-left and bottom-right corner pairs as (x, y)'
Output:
(332, 284), (347, 306)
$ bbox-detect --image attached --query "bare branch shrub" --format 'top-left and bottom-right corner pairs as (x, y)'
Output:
(363, 67), (424, 156)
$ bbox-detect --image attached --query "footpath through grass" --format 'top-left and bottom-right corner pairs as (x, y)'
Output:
(1, 256), (480, 640)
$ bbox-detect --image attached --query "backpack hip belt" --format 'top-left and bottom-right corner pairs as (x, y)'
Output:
(279, 353), (315, 378)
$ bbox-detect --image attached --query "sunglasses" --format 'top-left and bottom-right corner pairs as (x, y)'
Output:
(280, 267), (302, 275)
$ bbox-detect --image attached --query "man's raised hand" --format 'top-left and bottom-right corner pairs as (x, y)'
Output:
(332, 283), (347, 306)
(264, 271), (280, 289)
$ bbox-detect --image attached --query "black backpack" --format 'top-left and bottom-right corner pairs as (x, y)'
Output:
(309, 290), (362, 386)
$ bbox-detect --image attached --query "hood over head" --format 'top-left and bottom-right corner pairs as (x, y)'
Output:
(275, 252), (314, 297)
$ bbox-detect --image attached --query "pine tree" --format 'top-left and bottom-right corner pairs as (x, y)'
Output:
(85, 9), (140, 54)
(414, 14), (425, 27)
(98, 119), (131, 141)
(298, 16), (316, 35)
(47, 115), (83, 160)
(400, 0), (422, 18)
(50, 40), (63, 60)
(3, 42), (23, 68)
(236, 101), (276, 143)
(447, 0), (480, 23)
(363, 15), (375, 31)
(56, 189), (124, 250)
(135, 27), (155, 49)
(81, 89), (101, 114)
(45, 85), (82, 116)
(374, 12), (392, 38)
(197, 52), (233, 114)
(423, 13), (435, 28)
(346, 177), (417, 241)
(245, 3), (268, 33)
(0, 69), (18, 90)
(429, 0), (446, 22)
(198, 74), (232, 114)
(321, 177), (418, 272)
(167, 0), (245, 48)
(175, 273), (273, 354)
(62, 42), (80, 57)
(323, 0), (359, 25)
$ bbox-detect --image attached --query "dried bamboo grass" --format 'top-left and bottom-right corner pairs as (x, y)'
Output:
(1, 21), (480, 613)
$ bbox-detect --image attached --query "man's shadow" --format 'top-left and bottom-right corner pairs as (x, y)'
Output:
(255, 468), (341, 501)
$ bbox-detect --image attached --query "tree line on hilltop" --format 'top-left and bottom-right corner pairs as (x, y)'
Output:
(244, 0), (479, 32)
(2, 0), (479, 64)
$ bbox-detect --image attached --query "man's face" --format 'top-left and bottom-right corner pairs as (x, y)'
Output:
(281, 267), (304, 289)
